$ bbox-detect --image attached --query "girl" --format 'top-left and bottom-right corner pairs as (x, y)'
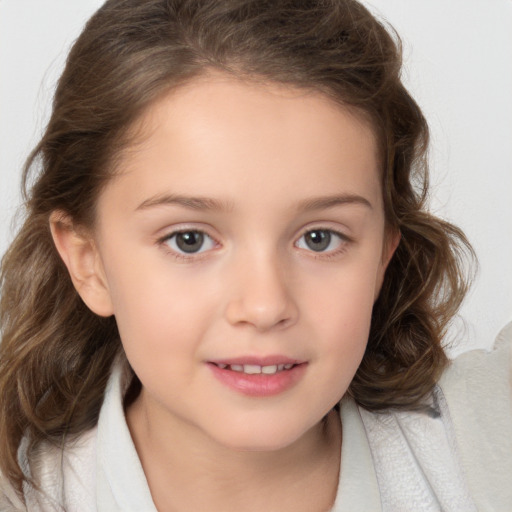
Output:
(1, 0), (511, 510)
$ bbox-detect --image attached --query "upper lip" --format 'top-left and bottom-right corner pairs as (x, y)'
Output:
(208, 355), (304, 366)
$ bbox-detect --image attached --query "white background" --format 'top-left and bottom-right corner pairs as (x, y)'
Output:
(1, 0), (511, 354)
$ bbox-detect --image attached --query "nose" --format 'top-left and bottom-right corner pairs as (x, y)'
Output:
(224, 251), (299, 332)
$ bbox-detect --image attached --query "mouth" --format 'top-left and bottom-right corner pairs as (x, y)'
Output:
(207, 358), (307, 397)
(211, 362), (297, 375)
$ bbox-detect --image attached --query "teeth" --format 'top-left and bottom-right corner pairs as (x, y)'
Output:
(243, 364), (261, 375)
(216, 363), (296, 374)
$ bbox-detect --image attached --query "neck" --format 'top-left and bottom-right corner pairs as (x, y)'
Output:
(126, 390), (342, 512)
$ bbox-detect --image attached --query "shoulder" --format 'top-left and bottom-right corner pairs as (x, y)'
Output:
(21, 359), (153, 512)
(0, 472), (26, 512)
(22, 427), (98, 512)
(436, 322), (512, 509)
(440, 321), (512, 397)
(438, 321), (512, 437)
(356, 323), (512, 511)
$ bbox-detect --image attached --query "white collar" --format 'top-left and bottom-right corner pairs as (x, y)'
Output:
(94, 362), (379, 512)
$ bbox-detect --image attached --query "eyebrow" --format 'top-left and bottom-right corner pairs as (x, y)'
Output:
(297, 194), (373, 212)
(135, 192), (372, 213)
(136, 194), (234, 212)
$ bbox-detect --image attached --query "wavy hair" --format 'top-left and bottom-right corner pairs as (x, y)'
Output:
(0, 0), (474, 496)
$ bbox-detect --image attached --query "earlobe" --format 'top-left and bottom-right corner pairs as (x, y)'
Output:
(49, 211), (114, 317)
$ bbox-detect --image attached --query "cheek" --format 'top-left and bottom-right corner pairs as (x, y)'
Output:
(303, 257), (381, 370)
(109, 275), (210, 397)
(306, 256), (380, 328)
(293, 271), (376, 415)
(102, 254), (218, 360)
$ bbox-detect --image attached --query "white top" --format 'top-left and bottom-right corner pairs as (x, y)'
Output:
(2, 323), (512, 511)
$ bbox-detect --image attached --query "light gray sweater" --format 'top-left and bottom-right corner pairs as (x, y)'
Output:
(2, 323), (512, 511)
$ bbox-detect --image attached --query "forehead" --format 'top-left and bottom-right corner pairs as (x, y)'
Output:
(104, 75), (381, 214)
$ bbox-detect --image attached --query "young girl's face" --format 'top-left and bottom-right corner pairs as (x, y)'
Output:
(83, 75), (396, 451)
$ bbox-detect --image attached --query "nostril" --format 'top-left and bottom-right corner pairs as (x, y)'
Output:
(223, 263), (299, 330)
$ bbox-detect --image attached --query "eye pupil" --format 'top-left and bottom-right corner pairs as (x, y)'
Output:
(305, 230), (331, 251)
(176, 231), (204, 253)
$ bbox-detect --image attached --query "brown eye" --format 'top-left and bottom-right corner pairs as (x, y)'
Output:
(304, 230), (331, 252)
(175, 231), (204, 253)
(165, 231), (215, 255)
(295, 229), (345, 253)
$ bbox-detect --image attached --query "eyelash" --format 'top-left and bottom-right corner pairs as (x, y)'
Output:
(158, 229), (219, 261)
(157, 227), (351, 261)
(295, 228), (351, 259)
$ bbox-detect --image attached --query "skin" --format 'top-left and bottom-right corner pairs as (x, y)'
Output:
(51, 75), (398, 512)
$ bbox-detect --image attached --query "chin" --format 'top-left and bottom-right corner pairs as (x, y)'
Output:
(210, 417), (319, 453)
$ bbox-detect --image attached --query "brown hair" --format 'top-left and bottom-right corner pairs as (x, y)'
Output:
(0, 0), (474, 497)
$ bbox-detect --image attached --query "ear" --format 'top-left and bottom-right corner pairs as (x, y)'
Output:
(374, 228), (401, 301)
(49, 211), (114, 317)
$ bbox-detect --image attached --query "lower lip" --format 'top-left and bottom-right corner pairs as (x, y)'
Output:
(208, 363), (307, 397)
